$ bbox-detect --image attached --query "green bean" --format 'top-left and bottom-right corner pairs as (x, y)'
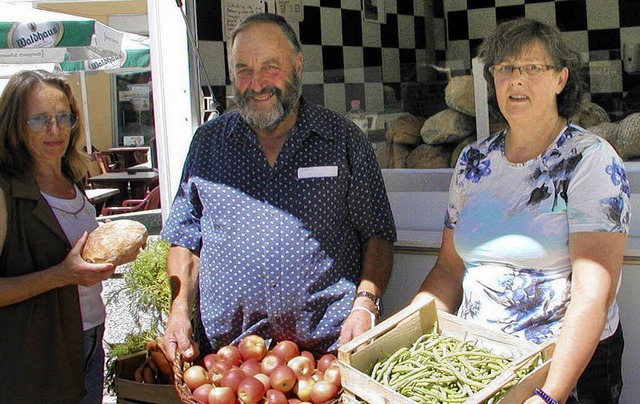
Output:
(374, 346), (410, 382)
(371, 360), (383, 377)
(490, 352), (545, 401)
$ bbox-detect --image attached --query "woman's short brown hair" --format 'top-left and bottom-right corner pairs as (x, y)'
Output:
(478, 18), (585, 122)
(0, 69), (88, 182)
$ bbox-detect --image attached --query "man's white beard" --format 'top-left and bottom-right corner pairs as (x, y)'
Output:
(235, 71), (302, 131)
(240, 97), (287, 130)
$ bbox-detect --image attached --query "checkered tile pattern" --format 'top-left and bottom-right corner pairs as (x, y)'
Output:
(434, 0), (640, 121)
(196, 0), (430, 116)
(196, 0), (639, 121)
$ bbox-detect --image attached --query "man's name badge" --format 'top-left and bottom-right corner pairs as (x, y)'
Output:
(297, 166), (338, 179)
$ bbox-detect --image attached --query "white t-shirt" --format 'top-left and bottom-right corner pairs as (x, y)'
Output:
(447, 123), (630, 344)
(42, 186), (104, 331)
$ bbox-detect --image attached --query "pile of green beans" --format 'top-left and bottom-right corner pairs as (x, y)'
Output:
(370, 328), (514, 403)
(488, 352), (544, 403)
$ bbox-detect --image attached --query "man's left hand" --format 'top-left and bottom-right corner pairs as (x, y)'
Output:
(338, 307), (376, 347)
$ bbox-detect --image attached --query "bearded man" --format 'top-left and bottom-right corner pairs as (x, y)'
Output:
(161, 13), (396, 360)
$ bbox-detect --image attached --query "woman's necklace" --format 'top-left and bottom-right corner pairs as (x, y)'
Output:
(43, 187), (90, 219)
(50, 196), (87, 218)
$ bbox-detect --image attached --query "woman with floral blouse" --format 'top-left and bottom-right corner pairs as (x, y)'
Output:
(411, 18), (629, 404)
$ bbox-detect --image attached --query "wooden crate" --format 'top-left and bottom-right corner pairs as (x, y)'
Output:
(115, 351), (181, 404)
(338, 299), (554, 404)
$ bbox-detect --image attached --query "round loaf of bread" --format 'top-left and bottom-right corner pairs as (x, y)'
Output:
(82, 220), (148, 266)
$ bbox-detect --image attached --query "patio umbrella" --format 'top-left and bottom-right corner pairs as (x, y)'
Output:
(0, 3), (123, 64)
(0, 4), (151, 151)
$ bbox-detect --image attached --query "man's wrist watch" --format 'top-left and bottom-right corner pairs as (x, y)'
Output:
(355, 291), (382, 318)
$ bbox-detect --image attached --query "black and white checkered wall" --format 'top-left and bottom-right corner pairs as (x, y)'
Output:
(195, 0), (640, 120)
(196, 0), (430, 116)
(434, 0), (640, 120)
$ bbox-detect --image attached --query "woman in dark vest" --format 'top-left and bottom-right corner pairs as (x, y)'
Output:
(0, 70), (116, 403)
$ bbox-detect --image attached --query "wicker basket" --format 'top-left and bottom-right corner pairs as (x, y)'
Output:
(172, 354), (198, 404)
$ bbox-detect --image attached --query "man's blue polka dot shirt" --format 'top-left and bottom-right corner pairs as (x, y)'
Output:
(161, 98), (396, 355)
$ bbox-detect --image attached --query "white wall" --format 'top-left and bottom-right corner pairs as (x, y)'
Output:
(382, 168), (640, 403)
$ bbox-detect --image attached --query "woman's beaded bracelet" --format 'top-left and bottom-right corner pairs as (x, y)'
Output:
(534, 388), (559, 404)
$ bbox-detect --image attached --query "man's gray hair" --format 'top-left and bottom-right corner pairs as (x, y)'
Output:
(227, 13), (302, 77)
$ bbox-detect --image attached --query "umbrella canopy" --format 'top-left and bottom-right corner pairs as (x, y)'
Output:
(0, 32), (150, 77)
(0, 3), (123, 64)
(59, 31), (150, 74)
(0, 4), (151, 152)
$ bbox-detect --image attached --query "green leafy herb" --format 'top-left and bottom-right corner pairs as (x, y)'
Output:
(104, 237), (171, 394)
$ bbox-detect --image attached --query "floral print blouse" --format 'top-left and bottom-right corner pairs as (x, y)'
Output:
(446, 122), (630, 344)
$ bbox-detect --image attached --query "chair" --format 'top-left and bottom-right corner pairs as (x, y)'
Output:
(98, 152), (120, 172)
(90, 151), (120, 174)
(100, 185), (160, 216)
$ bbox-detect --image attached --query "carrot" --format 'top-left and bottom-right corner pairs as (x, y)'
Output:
(147, 340), (175, 384)
(134, 362), (146, 383)
(143, 365), (156, 384)
(145, 356), (159, 374)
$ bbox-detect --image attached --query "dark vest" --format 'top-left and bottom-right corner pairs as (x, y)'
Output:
(0, 174), (85, 403)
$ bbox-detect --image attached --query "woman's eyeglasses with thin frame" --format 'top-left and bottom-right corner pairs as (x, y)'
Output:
(26, 113), (78, 132)
(489, 64), (558, 80)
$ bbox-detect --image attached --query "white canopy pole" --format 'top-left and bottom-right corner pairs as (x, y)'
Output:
(79, 70), (92, 152)
(147, 0), (195, 221)
(472, 57), (490, 140)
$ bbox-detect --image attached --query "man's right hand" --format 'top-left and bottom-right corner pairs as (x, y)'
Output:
(162, 313), (199, 362)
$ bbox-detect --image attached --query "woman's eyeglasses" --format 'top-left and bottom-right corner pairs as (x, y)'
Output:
(27, 113), (78, 132)
(489, 64), (558, 80)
